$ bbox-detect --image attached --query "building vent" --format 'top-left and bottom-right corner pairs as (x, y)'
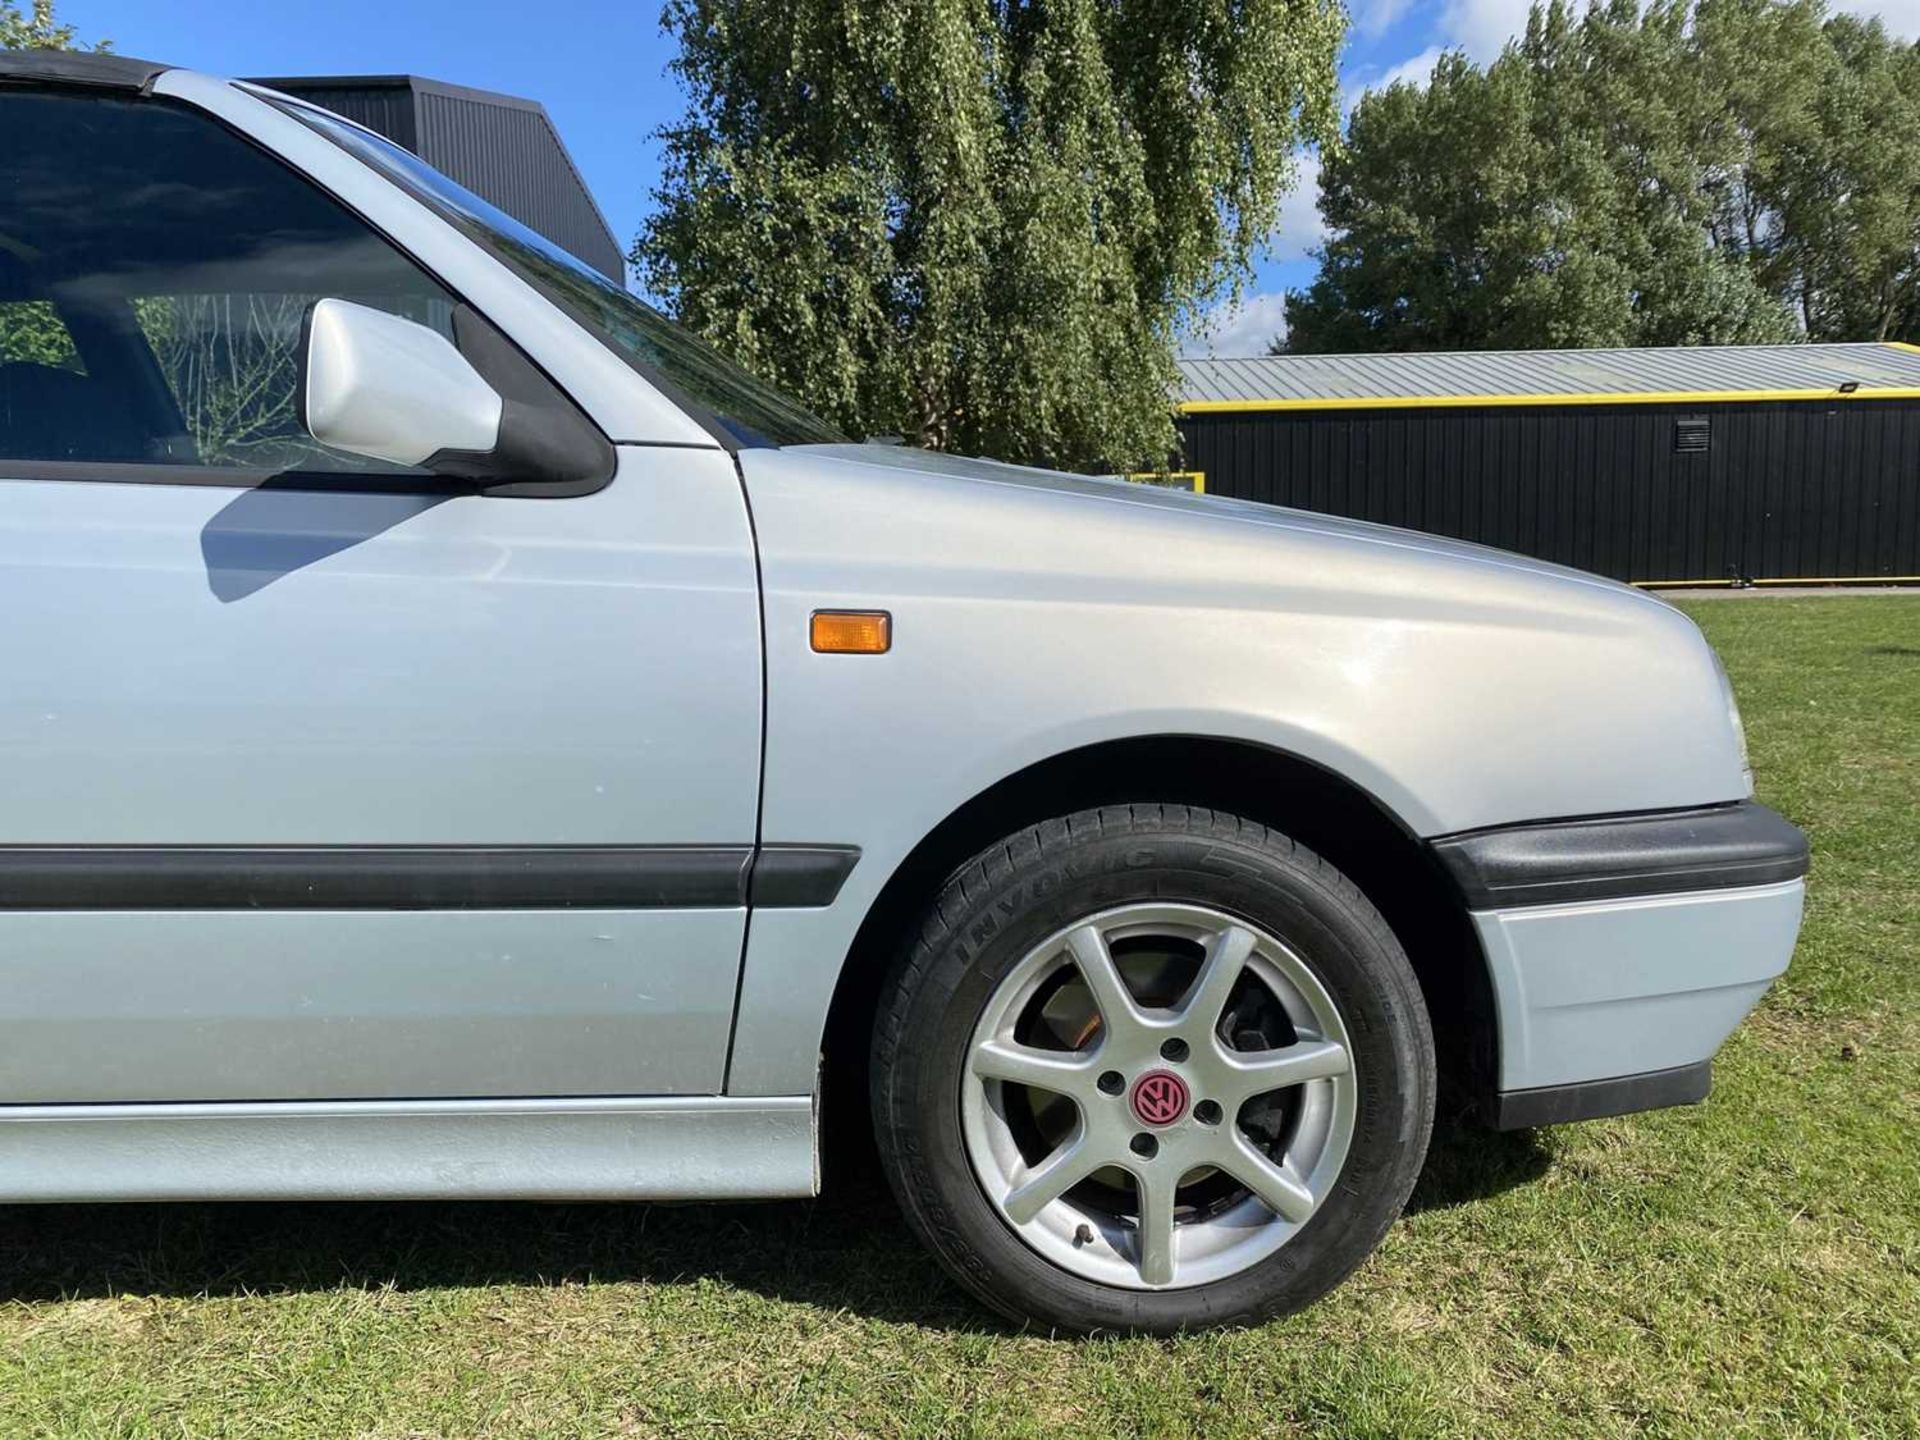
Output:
(1674, 417), (1711, 454)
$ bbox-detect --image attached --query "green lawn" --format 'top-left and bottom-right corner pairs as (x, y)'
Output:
(3, 597), (1915, 1439)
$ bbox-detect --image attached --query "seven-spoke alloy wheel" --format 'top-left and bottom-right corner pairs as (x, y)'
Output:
(872, 805), (1435, 1334)
(961, 904), (1357, 1290)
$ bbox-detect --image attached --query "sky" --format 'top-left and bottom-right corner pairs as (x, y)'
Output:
(61, 0), (1920, 360)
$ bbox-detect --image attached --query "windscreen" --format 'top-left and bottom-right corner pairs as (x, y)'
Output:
(271, 93), (845, 450)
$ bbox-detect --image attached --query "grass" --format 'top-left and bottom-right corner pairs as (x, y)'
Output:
(2, 596), (1915, 1438)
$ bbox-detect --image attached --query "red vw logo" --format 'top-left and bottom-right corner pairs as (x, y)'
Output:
(1129, 1070), (1190, 1127)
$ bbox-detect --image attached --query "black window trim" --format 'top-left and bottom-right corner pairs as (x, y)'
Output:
(0, 81), (626, 499)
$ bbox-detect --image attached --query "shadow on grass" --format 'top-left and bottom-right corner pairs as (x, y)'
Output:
(1406, 1112), (1554, 1216)
(0, 1116), (1552, 1325)
(0, 1176), (1002, 1331)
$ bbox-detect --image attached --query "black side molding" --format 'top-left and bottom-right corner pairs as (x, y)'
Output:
(0, 846), (750, 911)
(1430, 801), (1809, 909)
(748, 845), (862, 908)
(0, 844), (859, 911)
(1490, 1061), (1712, 1130)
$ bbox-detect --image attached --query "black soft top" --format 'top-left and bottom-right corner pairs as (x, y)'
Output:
(0, 50), (173, 92)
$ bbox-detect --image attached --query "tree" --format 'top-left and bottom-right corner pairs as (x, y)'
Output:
(638, 0), (1345, 471)
(1667, 1), (1920, 342)
(0, 0), (90, 49)
(137, 295), (320, 467)
(1284, 0), (1917, 354)
(1745, 13), (1920, 340)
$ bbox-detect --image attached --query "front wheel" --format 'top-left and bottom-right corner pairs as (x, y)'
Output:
(870, 805), (1435, 1334)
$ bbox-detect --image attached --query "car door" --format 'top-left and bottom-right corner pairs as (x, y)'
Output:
(0, 85), (763, 1103)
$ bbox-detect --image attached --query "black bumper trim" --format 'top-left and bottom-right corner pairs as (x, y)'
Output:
(1490, 1061), (1712, 1130)
(1430, 801), (1809, 909)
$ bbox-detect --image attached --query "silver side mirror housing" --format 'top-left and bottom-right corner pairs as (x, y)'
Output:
(301, 298), (503, 469)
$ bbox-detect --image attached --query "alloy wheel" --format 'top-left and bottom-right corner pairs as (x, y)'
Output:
(959, 903), (1358, 1290)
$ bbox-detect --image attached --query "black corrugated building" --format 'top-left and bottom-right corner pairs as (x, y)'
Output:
(252, 74), (626, 283)
(1177, 344), (1920, 587)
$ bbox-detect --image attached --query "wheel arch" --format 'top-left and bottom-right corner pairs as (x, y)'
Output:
(818, 734), (1498, 1170)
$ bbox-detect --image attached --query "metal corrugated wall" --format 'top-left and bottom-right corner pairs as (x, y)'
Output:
(1179, 400), (1920, 584)
(261, 79), (626, 283)
(268, 83), (419, 154)
(411, 89), (626, 283)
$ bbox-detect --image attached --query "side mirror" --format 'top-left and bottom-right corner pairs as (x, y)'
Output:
(300, 298), (503, 470)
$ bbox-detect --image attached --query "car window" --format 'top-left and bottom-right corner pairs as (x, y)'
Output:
(0, 89), (456, 472)
(273, 96), (847, 450)
(0, 301), (83, 373)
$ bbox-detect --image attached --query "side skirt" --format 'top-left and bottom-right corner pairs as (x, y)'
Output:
(0, 1095), (817, 1203)
(1489, 1061), (1712, 1131)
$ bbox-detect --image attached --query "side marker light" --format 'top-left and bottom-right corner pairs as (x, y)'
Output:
(810, 610), (892, 655)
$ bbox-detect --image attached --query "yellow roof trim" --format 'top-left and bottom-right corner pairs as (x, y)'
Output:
(1178, 384), (1920, 415)
(1638, 575), (1920, 588)
(1125, 470), (1207, 494)
(1887, 341), (1920, 355)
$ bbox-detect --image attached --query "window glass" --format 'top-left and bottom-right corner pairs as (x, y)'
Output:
(0, 301), (82, 372)
(0, 90), (455, 470)
(277, 98), (846, 449)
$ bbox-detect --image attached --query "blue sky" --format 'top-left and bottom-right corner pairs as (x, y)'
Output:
(64, 0), (1920, 358)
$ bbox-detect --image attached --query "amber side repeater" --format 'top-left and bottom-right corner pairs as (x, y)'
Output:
(810, 610), (892, 655)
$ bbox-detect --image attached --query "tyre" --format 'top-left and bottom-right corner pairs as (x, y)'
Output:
(870, 804), (1435, 1334)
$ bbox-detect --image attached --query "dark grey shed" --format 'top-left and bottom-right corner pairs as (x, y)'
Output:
(1177, 345), (1920, 587)
(251, 74), (626, 283)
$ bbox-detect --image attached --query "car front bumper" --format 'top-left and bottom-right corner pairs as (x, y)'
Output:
(1429, 802), (1810, 1129)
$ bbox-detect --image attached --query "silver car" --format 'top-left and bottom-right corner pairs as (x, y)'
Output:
(0, 52), (1809, 1334)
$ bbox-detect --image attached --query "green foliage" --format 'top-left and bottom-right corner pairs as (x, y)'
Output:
(1285, 0), (1920, 354)
(0, 0), (94, 50)
(0, 301), (81, 370)
(639, 0), (1345, 471)
(135, 294), (319, 468)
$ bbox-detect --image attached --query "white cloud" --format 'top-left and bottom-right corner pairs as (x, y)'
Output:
(1377, 44), (1448, 92)
(1438, 0), (1538, 61)
(1349, 0), (1530, 86)
(1269, 152), (1327, 261)
(1850, 0), (1920, 36)
(1182, 292), (1291, 359)
(1351, 0), (1417, 39)
(1340, 44), (1445, 112)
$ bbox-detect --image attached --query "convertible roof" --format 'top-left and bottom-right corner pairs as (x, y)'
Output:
(0, 50), (173, 92)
